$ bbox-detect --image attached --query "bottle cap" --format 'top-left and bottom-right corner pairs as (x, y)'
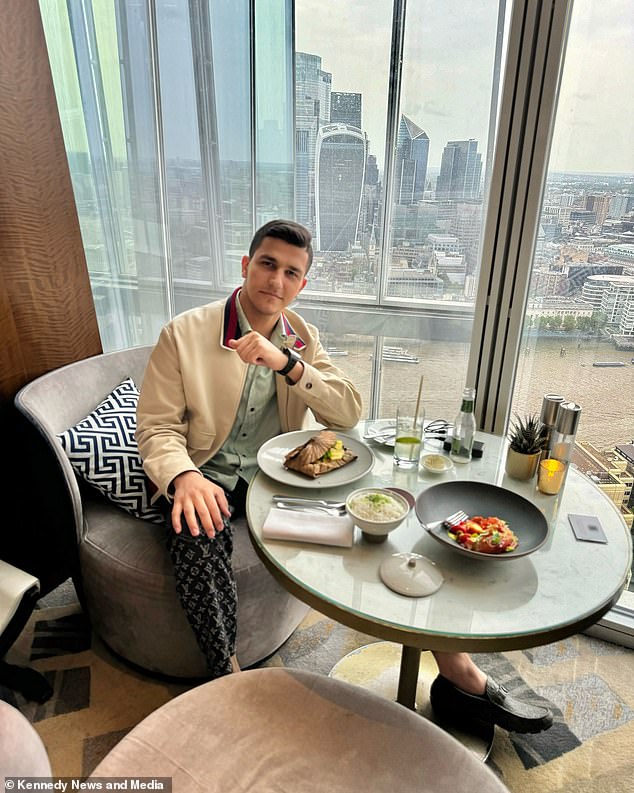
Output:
(540, 394), (565, 426)
(555, 402), (582, 436)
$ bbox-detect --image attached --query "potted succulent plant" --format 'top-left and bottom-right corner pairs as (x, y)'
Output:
(505, 413), (548, 480)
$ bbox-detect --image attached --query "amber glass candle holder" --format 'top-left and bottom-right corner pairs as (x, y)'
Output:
(538, 458), (566, 495)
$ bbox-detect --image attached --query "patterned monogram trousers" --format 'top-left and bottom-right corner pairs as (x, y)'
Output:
(163, 478), (247, 679)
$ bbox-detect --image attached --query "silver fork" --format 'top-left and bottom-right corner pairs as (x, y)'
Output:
(422, 510), (468, 533)
(273, 500), (347, 517)
(444, 510), (469, 528)
(363, 428), (396, 443)
(272, 495), (346, 509)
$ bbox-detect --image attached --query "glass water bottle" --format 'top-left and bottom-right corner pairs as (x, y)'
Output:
(450, 386), (477, 464)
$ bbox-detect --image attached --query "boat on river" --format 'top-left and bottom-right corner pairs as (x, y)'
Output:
(592, 361), (626, 367)
(371, 346), (420, 364)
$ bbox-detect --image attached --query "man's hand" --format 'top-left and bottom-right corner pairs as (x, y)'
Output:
(228, 332), (287, 371)
(171, 471), (231, 538)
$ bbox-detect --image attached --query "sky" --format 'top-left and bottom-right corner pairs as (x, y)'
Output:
(296, 0), (634, 175)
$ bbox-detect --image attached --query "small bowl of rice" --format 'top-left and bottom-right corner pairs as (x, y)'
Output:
(346, 487), (411, 543)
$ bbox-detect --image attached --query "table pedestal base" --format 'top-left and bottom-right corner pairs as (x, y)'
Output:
(329, 641), (494, 762)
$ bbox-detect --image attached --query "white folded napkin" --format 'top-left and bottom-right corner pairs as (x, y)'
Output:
(262, 507), (354, 548)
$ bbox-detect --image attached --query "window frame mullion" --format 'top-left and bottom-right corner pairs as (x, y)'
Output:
(189, 0), (226, 289)
(367, 0), (408, 418)
(376, 0), (408, 306)
(467, 0), (574, 434)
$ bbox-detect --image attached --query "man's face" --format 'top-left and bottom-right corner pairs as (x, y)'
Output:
(240, 236), (308, 318)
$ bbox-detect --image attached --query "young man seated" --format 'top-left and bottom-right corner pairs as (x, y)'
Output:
(136, 219), (553, 734)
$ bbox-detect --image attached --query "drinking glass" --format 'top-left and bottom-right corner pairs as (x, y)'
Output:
(394, 402), (424, 468)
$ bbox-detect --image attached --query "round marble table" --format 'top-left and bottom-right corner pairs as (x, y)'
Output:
(247, 428), (632, 743)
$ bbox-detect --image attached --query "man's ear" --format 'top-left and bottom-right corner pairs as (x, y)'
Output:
(241, 255), (250, 278)
(299, 277), (307, 292)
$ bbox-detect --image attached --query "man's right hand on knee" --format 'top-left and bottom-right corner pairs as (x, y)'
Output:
(171, 471), (231, 538)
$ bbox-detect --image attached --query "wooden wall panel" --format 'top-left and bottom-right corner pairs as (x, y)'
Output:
(0, 0), (102, 404)
(0, 0), (102, 594)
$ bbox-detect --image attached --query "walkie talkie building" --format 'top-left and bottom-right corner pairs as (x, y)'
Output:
(315, 124), (367, 252)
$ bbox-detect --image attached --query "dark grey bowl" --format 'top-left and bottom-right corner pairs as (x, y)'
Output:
(415, 480), (549, 560)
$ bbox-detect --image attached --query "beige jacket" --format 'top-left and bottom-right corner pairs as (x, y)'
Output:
(136, 291), (363, 500)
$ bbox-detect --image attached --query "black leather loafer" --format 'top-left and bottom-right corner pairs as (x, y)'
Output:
(430, 674), (554, 734)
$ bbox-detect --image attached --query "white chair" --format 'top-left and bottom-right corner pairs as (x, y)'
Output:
(0, 560), (52, 702)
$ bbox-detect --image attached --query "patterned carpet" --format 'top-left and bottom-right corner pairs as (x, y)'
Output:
(5, 596), (634, 792)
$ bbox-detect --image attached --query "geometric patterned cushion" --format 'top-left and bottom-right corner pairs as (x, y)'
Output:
(58, 378), (164, 524)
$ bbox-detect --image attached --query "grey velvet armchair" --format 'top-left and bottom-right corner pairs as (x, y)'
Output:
(15, 346), (308, 678)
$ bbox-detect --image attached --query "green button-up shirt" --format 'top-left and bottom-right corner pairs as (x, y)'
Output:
(200, 294), (284, 491)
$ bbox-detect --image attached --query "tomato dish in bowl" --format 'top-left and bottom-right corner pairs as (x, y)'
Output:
(448, 515), (519, 554)
(415, 480), (548, 560)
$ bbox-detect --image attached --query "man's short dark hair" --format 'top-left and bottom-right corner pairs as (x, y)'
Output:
(249, 219), (313, 272)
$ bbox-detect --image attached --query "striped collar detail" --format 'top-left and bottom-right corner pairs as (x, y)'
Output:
(221, 288), (306, 351)
(221, 288), (242, 347)
(279, 312), (307, 351)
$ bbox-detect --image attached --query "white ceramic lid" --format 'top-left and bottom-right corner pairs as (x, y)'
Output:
(379, 553), (444, 597)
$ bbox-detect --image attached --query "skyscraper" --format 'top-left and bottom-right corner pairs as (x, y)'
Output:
(394, 115), (429, 205)
(585, 194), (611, 228)
(295, 52), (332, 231)
(452, 201), (484, 272)
(359, 154), (380, 247)
(330, 92), (362, 128)
(436, 139), (482, 200)
(365, 154), (379, 186)
(315, 124), (367, 251)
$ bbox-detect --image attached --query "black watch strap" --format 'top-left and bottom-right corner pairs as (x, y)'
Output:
(276, 347), (302, 376)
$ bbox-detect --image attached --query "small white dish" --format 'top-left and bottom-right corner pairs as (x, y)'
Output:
(421, 454), (454, 474)
(346, 487), (410, 543)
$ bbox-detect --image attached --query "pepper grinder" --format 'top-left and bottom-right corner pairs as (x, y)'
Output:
(539, 394), (565, 461)
(549, 402), (582, 464)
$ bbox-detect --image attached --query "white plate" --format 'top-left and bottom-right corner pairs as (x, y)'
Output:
(257, 430), (375, 489)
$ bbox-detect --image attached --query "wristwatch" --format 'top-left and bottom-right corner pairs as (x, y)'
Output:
(276, 347), (302, 376)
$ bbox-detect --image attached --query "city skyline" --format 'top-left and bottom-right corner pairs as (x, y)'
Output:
(35, 0), (634, 540)
(296, 0), (634, 176)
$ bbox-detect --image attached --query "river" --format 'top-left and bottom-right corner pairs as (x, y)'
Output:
(327, 335), (634, 451)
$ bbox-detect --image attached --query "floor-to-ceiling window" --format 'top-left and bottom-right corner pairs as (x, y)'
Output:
(508, 0), (634, 605)
(291, 0), (509, 421)
(40, 0), (633, 636)
(40, 0), (255, 346)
